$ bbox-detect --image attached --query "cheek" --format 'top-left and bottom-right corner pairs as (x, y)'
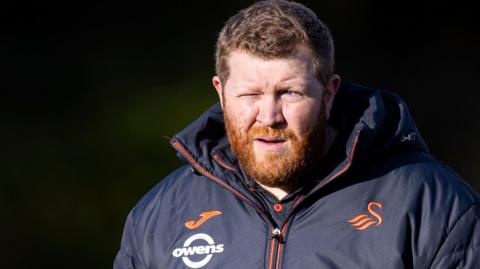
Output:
(284, 102), (321, 131)
(225, 101), (258, 130)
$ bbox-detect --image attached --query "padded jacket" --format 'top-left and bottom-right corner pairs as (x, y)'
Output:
(114, 82), (480, 269)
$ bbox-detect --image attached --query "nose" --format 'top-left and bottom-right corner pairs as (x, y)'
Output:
(256, 95), (285, 127)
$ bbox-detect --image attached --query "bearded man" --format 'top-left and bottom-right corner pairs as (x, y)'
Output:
(114, 1), (480, 268)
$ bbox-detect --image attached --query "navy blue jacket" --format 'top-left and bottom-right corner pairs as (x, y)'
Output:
(114, 82), (480, 268)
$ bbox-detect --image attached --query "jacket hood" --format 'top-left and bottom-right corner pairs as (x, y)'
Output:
(171, 82), (429, 183)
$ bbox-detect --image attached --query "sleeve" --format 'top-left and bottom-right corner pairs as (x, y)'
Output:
(113, 211), (145, 269)
(429, 203), (480, 268)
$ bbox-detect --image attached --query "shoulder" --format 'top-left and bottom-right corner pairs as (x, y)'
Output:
(369, 150), (477, 200)
(115, 164), (211, 266)
(370, 150), (479, 227)
(126, 163), (233, 230)
(128, 164), (203, 223)
(395, 152), (477, 204)
(362, 150), (479, 264)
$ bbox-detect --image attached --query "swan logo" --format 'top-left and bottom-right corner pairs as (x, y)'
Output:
(347, 201), (383, 231)
(172, 233), (224, 268)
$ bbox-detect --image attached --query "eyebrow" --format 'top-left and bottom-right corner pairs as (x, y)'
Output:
(275, 79), (307, 88)
(230, 83), (258, 90)
(229, 77), (308, 91)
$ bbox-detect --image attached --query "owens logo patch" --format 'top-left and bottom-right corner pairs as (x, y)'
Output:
(172, 233), (224, 268)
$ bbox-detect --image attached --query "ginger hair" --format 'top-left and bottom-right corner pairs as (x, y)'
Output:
(215, 0), (335, 86)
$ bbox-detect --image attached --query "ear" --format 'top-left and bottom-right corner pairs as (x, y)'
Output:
(324, 74), (341, 120)
(212, 75), (224, 109)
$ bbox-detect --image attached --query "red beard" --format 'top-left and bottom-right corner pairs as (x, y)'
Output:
(224, 109), (326, 188)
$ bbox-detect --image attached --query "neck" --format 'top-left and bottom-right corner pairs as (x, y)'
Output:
(256, 124), (338, 200)
(257, 183), (293, 200)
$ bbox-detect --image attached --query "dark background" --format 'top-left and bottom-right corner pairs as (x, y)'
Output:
(2, 0), (479, 268)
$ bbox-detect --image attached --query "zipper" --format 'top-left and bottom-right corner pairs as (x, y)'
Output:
(268, 228), (282, 269)
(267, 130), (361, 269)
(267, 195), (302, 269)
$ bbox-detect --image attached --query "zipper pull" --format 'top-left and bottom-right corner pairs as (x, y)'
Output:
(272, 228), (281, 238)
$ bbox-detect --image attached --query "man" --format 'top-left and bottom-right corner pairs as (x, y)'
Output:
(114, 1), (479, 268)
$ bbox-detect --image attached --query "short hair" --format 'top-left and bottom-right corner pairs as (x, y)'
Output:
(215, 0), (335, 86)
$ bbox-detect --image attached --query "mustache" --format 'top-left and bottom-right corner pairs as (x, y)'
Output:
(247, 126), (297, 140)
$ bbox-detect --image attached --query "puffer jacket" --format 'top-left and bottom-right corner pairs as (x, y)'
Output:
(114, 82), (480, 269)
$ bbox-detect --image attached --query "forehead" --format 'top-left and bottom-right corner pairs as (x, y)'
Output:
(225, 46), (316, 87)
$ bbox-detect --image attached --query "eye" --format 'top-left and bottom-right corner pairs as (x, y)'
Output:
(238, 93), (259, 98)
(282, 90), (304, 102)
(237, 90), (261, 100)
